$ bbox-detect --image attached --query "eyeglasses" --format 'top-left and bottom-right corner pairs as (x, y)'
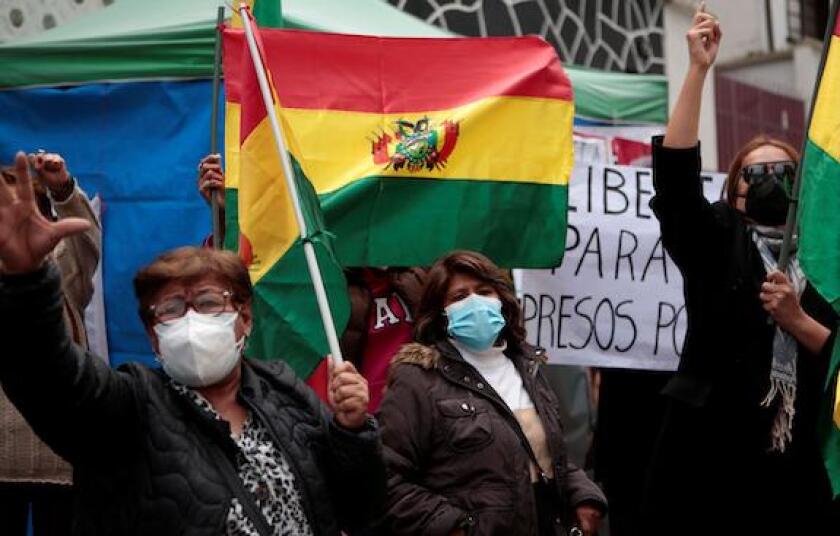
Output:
(740, 160), (796, 190)
(149, 289), (234, 324)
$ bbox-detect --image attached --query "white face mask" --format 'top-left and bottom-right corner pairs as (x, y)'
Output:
(153, 310), (245, 388)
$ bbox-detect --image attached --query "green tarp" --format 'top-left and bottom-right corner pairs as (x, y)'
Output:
(0, 0), (667, 123)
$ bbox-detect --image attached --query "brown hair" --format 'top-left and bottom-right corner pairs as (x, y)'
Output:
(134, 246), (252, 326)
(724, 135), (799, 206)
(413, 250), (525, 348)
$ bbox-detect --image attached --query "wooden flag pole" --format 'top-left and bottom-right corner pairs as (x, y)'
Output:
(209, 5), (225, 250)
(239, 3), (344, 363)
(778, 0), (840, 271)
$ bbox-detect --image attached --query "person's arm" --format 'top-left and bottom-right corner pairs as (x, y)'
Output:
(761, 271), (832, 354)
(197, 153), (226, 245)
(53, 187), (101, 310)
(379, 365), (471, 536)
(0, 153), (138, 466)
(318, 357), (387, 530)
(663, 2), (721, 149)
(650, 4), (724, 270)
(0, 264), (139, 466)
(28, 152), (101, 310)
(565, 462), (607, 535)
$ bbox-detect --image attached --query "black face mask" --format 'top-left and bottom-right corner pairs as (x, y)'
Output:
(744, 176), (790, 226)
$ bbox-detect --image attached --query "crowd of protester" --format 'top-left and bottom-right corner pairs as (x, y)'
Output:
(0, 5), (838, 536)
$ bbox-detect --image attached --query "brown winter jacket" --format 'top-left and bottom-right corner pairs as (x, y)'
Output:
(379, 340), (606, 536)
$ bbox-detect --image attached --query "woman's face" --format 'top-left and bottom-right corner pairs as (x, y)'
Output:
(734, 144), (793, 213)
(146, 274), (252, 354)
(443, 272), (500, 309)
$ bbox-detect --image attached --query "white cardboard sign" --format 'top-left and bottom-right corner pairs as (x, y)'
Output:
(514, 163), (726, 371)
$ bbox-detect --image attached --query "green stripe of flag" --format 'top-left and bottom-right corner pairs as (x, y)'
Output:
(319, 177), (569, 268)
(800, 140), (840, 312)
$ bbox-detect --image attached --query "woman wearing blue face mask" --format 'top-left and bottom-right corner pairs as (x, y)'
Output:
(0, 153), (386, 536)
(378, 250), (606, 536)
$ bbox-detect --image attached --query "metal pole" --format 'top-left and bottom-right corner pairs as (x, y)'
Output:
(239, 4), (344, 363)
(778, 0), (840, 271)
(209, 5), (225, 250)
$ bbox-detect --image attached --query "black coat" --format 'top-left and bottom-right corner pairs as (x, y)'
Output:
(643, 137), (839, 535)
(379, 340), (606, 536)
(0, 264), (386, 536)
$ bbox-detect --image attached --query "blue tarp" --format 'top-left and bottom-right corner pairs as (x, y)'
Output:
(0, 80), (223, 367)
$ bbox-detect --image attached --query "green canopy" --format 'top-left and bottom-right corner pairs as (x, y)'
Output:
(0, 0), (666, 123)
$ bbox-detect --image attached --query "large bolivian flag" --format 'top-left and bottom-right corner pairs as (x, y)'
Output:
(800, 0), (840, 499)
(226, 13), (350, 380)
(224, 29), (574, 268)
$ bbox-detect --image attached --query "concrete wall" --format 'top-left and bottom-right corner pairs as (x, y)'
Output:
(0, 0), (110, 42)
(663, 0), (824, 170)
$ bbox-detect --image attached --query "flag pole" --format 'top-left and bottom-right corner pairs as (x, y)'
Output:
(778, 0), (840, 271)
(238, 4), (344, 363)
(209, 5), (225, 250)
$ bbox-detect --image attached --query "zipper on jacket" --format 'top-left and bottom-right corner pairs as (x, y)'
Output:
(243, 396), (322, 536)
(442, 356), (548, 482)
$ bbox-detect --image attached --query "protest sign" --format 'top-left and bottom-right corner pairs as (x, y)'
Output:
(514, 163), (726, 370)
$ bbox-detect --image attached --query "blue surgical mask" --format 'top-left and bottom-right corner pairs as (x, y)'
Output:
(445, 294), (506, 351)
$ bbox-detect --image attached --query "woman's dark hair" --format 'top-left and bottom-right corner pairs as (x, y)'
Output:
(413, 250), (525, 348)
(724, 135), (799, 206)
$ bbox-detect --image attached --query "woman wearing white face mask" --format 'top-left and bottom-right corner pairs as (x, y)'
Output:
(0, 153), (386, 536)
(378, 250), (606, 536)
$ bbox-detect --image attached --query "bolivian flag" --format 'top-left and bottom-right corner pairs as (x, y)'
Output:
(800, 0), (840, 499)
(224, 28), (574, 269)
(223, 13), (350, 382)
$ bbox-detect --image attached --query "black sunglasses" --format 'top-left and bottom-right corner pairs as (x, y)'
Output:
(740, 160), (796, 182)
(740, 160), (796, 195)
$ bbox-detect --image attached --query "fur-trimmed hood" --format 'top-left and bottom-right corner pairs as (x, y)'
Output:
(390, 342), (441, 371)
(388, 340), (548, 382)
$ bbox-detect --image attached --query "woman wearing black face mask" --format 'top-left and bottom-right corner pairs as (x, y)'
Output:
(641, 4), (839, 536)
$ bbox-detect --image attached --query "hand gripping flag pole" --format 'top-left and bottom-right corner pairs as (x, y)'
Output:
(238, 3), (344, 363)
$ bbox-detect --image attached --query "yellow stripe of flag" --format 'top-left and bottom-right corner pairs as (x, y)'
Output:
(280, 96), (574, 195)
(808, 35), (840, 162)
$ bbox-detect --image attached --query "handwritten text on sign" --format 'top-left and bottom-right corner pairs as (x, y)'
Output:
(515, 164), (725, 371)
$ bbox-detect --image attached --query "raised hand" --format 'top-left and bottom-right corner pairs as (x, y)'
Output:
(0, 152), (91, 274)
(327, 356), (370, 430)
(687, 2), (722, 70)
(28, 151), (70, 190)
(197, 153), (226, 208)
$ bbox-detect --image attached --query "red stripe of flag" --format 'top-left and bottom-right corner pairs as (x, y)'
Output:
(222, 29), (243, 104)
(224, 29), (572, 114)
(231, 18), (276, 144)
(835, 8), (840, 36)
